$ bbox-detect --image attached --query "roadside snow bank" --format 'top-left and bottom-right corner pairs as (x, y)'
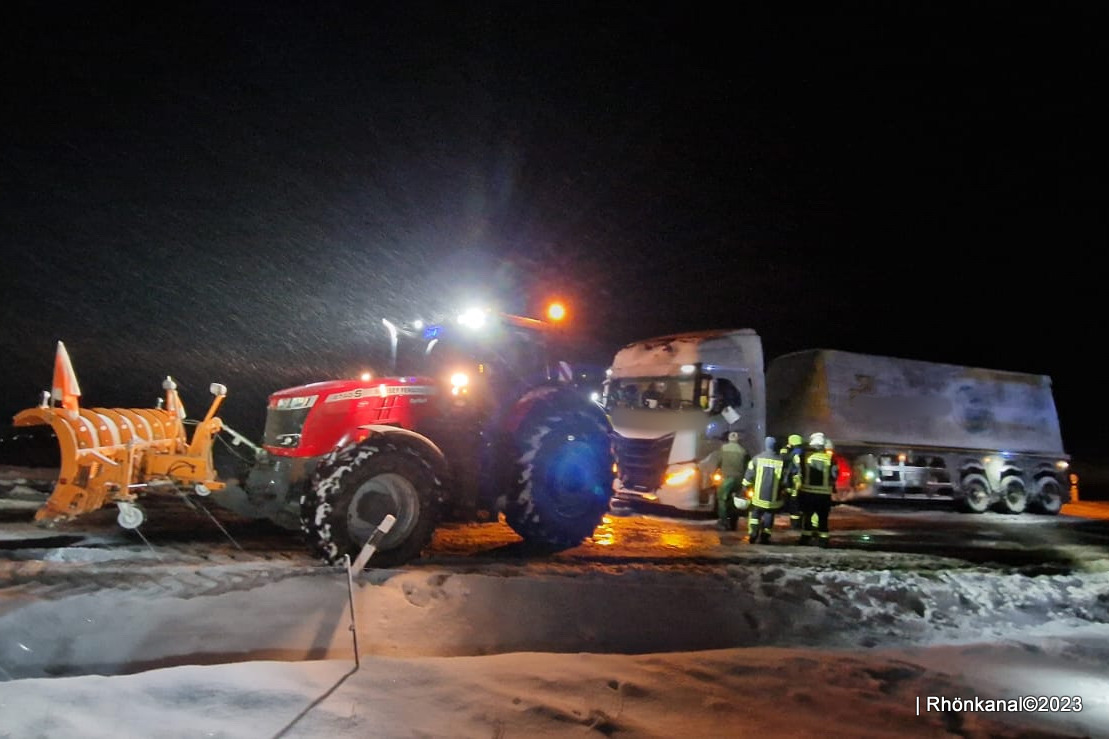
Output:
(1, 561), (1106, 679)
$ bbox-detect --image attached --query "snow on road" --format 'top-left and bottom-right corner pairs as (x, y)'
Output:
(3, 640), (1106, 739)
(1, 504), (1108, 737)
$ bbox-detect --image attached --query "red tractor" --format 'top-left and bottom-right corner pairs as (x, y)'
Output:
(210, 307), (615, 566)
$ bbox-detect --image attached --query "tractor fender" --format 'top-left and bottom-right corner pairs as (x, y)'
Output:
(337, 424), (449, 483)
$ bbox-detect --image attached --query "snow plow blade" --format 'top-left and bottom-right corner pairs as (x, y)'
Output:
(9, 341), (227, 525)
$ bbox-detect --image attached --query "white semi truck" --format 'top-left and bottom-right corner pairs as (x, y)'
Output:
(605, 329), (1073, 515)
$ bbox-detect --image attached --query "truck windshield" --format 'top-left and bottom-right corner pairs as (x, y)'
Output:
(606, 377), (699, 411)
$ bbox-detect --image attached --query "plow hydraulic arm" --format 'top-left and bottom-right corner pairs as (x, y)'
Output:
(12, 342), (229, 526)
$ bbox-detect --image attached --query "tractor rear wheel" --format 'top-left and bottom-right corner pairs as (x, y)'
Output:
(300, 440), (440, 567)
(504, 395), (613, 549)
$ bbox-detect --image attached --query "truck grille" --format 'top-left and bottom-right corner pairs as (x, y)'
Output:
(613, 433), (674, 492)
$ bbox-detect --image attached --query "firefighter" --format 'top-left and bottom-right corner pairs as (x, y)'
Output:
(740, 436), (786, 544)
(716, 431), (748, 531)
(779, 433), (804, 529)
(797, 431), (839, 547)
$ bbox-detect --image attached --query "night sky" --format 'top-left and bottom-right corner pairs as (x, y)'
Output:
(2, 3), (1103, 460)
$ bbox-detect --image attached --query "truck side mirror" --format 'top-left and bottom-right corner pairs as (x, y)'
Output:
(705, 378), (720, 414)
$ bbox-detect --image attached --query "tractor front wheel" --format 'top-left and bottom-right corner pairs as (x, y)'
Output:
(300, 440), (440, 567)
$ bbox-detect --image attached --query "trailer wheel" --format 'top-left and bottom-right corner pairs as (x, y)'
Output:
(300, 440), (440, 567)
(958, 474), (991, 513)
(1030, 477), (1065, 515)
(996, 477), (1027, 514)
(505, 398), (613, 549)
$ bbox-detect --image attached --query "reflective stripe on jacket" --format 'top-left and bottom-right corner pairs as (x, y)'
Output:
(798, 450), (836, 495)
(742, 452), (785, 509)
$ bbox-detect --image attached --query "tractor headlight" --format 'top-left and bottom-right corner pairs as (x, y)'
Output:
(450, 372), (470, 396)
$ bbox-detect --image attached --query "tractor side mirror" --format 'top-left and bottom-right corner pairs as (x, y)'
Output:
(210, 383), (228, 397)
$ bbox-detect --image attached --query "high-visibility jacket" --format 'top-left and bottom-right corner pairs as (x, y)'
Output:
(798, 449), (838, 495)
(779, 444), (803, 495)
(720, 441), (748, 479)
(741, 451), (785, 510)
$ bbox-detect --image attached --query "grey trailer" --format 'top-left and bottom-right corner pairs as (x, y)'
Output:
(766, 349), (1072, 514)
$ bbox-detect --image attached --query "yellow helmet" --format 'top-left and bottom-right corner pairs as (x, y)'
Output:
(787, 434), (803, 447)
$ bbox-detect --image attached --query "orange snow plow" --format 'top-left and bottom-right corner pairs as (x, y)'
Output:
(10, 341), (227, 528)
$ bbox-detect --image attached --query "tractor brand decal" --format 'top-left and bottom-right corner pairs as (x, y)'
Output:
(388, 385), (438, 395)
(324, 385), (438, 403)
(324, 388), (367, 403)
(273, 395), (318, 410)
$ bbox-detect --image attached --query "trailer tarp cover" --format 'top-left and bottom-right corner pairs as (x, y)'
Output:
(766, 349), (1065, 454)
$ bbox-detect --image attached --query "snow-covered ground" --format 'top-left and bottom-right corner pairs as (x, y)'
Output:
(1, 505), (1108, 738)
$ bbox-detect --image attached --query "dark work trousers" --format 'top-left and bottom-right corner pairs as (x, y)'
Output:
(787, 493), (802, 528)
(798, 491), (832, 540)
(747, 506), (778, 541)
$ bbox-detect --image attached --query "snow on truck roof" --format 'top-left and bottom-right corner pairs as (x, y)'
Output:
(611, 329), (759, 374)
(617, 328), (758, 347)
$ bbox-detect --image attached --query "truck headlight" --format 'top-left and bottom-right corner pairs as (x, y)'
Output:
(664, 465), (698, 487)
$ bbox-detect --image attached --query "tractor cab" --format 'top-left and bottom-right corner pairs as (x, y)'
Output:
(410, 309), (559, 420)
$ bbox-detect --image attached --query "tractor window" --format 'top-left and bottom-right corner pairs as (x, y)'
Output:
(418, 323), (551, 393)
(495, 327), (550, 386)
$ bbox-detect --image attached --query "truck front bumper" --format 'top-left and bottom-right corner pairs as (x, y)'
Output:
(611, 476), (715, 513)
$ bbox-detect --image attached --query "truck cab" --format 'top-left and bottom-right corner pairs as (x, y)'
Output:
(605, 329), (766, 513)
